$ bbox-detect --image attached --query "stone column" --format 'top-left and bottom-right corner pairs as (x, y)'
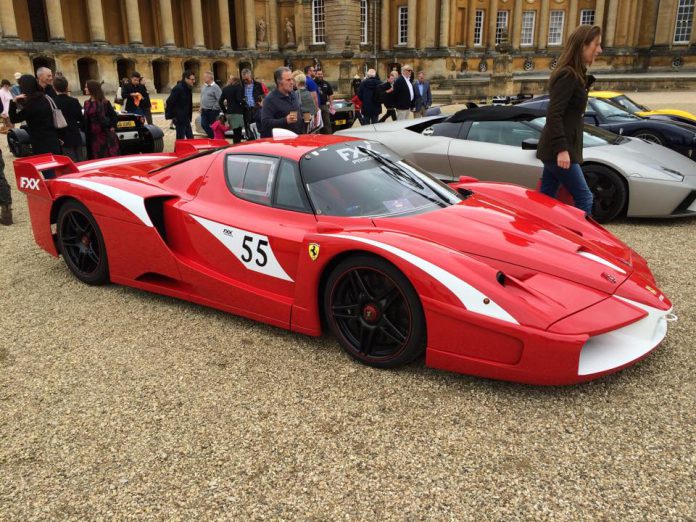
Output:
(0, 0), (19, 39)
(218, 0), (233, 49)
(293, 0), (305, 51)
(381, 0), (391, 50)
(654, 0), (677, 46)
(439, 0), (450, 48)
(86, 0), (106, 44)
(511, 0), (523, 49)
(244, 0), (257, 49)
(566, 0), (578, 41)
(46, 0), (66, 41)
(424, 0), (437, 47)
(487, 0), (498, 49)
(268, 0), (279, 50)
(537, 0), (550, 50)
(125, 0), (142, 45)
(407, 0), (417, 48)
(604, 0), (618, 48)
(191, 0), (206, 48)
(160, 0), (176, 47)
(594, 0), (606, 31)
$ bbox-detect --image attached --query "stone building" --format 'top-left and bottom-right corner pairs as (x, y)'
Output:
(0, 0), (695, 96)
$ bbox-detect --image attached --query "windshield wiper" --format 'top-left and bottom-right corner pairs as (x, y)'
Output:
(357, 146), (425, 189)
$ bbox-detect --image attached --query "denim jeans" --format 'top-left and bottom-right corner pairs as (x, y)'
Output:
(175, 120), (193, 140)
(200, 109), (218, 138)
(540, 161), (594, 216)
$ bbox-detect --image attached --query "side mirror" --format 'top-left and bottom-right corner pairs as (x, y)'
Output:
(458, 175), (479, 183)
(521, 138), (539, 150)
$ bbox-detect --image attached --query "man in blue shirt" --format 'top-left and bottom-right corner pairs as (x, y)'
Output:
(303, 65), (320, 110)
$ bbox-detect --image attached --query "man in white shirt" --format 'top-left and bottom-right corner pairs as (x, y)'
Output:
(392, 64), (420, 120)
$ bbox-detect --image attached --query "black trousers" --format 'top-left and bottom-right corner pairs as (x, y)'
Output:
(0, 154), (12, 206)
(379, 108), (397, 122)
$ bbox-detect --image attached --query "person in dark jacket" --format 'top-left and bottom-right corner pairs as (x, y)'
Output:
(120, 71), (151, 117)
(53, 76), (85, 162)
(36, 67), (57, 98)
(536, 25), (602, 216)
(393, 65), (420, 120)
(9, 74), (62, 167)
(378, 70), (399, 123)
(165, 70), (195, 140)
(0, 152), (12, 225)
(83, 79), (119, 159)
(260, 67), (304, 137)
(357, 69), (382, 124)
(219, 76), (244, 143)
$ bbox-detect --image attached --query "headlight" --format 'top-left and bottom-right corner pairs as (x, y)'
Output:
(630, 165), (684, 182)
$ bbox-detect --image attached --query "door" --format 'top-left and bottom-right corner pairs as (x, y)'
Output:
(170, 154), (317, 328)
(448, 120), (543, 188)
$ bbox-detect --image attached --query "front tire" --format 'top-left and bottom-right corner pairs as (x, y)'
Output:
(582, 164), (627, 223)
(324, 255), (426, 368)
(57, 200), (110, 285)
(632, 129), (664, 145)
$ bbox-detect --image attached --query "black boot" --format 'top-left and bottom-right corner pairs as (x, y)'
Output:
(0, 204), (12, 226)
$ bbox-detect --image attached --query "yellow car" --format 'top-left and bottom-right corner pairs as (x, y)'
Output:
(590, 91), (696, 125)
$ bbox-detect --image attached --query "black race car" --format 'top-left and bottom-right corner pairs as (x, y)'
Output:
(7, 112), (164, 159)
(519, 95), (696, 161)
(329, 99), (355, 131)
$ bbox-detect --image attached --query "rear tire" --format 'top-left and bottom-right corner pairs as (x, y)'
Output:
(324, 255), (426, 368)
(57, 200), (110, 285)
(582, 164), (627, 223)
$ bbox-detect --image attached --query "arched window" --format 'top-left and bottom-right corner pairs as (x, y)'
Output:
(312, 0), (325, 44)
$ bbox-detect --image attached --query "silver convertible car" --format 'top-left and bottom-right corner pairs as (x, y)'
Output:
(337, 106), (696, 222)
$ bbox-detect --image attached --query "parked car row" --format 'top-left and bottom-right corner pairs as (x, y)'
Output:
(338, 91), (696, 223)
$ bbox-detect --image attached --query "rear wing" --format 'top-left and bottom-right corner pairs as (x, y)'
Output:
(174, 139), (229, 157)
(14, 154), (77, 196)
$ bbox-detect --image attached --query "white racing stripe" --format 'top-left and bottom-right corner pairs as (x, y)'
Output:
(56, 178), (153, 227)
(577, 251), (627, 274)
(328, 234), (518, 324)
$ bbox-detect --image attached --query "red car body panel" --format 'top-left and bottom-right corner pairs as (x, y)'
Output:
(15, 136), (674, 385)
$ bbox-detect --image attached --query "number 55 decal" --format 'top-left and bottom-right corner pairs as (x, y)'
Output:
(191, 215), (293, 282)
(241, 236), (268, 267)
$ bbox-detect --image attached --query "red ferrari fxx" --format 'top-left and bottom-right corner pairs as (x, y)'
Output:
(15, 134), (675, 385)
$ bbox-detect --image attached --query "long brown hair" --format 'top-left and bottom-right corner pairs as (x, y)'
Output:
(86, 79), (105, 102)
(550, 25), (602, 87)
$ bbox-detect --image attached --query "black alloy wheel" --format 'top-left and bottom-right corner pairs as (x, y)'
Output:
(324, 255), (426, 368)
(57, 200), (110, 285)
(582, 164), (628, 223)
(632, 129), (664, 145)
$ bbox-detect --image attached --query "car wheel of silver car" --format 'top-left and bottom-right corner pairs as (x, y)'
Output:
(632, 129), (664, 145)
(57, 200), (110, 285)
(582, 165), (627, 223)
(324, 255), (426, 369)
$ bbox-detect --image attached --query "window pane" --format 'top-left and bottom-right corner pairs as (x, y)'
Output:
(275, 160), (309, 212)
(361, 0), (368, 44)
(580, 9), (595, 26)
(548, 10), (565, 46)
(474, 9), (484, 46)
(521, 11), (536, 46)
(496, 10), (509, 45)
(313, 0), (325, 44)
(225, 155), (277, 206)
(674, 0), (694, 43)
(467, 121), (539, 146)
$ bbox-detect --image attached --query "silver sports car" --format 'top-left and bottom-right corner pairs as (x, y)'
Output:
(337, 107), (696, 222)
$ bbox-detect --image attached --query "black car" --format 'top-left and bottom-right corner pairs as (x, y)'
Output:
(519, 95), (696, 161)
(329, 99), (355, 131)
(7, 112), (164, 159)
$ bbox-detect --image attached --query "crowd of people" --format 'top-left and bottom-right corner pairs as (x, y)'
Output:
(0, 62), (435, 227)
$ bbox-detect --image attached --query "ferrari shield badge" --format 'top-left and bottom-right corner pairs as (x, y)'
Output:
(308, 243), (320, 261)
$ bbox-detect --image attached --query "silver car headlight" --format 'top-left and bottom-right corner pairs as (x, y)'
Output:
(630, 165), (685, 182)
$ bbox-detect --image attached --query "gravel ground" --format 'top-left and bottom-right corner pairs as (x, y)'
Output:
(1, 92), (695, 520)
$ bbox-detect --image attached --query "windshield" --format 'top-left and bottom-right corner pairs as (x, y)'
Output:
(300, 141), (464, 217)
(529, 117), (623, 146)
(611, 94), (645, 114)
(590, 98), (641, 120)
